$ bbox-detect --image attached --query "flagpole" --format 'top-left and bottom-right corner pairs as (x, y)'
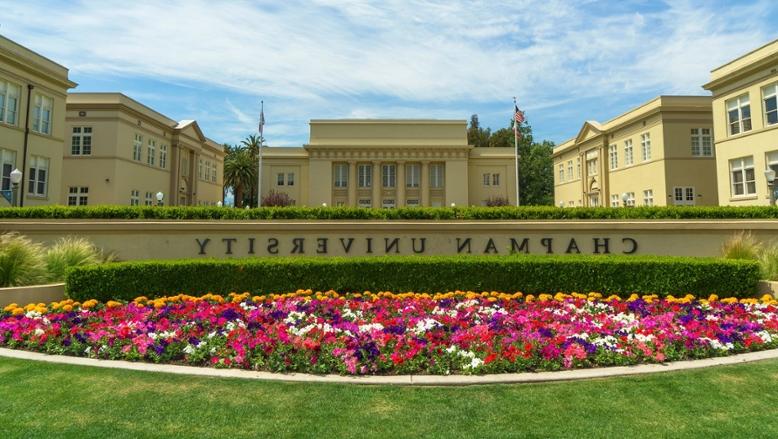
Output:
(258, 100), (264, 208)
(513, 97), (520, 207)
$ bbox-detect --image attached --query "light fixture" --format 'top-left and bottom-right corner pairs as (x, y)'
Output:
(621, 192), (629, 207)
(9, 168), (22, 185)
(450, 202), (456, 207)
(156, 192), (164, 202)
(322, 202), (327, 207)
(559, 201), (565, 208)
(765, 169), (776, 184)
(216, 201), (223, 207)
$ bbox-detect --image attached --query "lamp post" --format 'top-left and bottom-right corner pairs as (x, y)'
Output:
(765, 169), (776, 206)
(216, 201), (223, 208)
(559, 201), (564, 208)
(156, 191), (164, 207)
(10, 168), (22, 207)
(621, 192), (629, 208)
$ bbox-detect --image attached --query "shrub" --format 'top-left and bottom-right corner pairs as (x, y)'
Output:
(3, 205), (778, 221)
(65, 255), (761, 302)
(261, 190), (295, 207)
(758, 244), (778, 281)
(722, 232), (761, 260)
(485, 197), (510, 207)
(0, 232), (47, 287)
(45, 236), (110, 282)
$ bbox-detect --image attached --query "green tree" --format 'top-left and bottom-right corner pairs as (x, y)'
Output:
(223, 147), (257, 208)
(240, 134), (263, 207)
(467, 114), (491, 148)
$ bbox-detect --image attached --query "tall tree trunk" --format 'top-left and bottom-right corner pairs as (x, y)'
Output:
(235, 184), (244, 208)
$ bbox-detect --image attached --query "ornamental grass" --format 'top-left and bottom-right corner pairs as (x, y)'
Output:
(2, 291), (777, 375)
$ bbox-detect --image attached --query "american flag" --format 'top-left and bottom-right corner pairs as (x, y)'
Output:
(513, 104), (525, 139)
(259, 102), (265, 137)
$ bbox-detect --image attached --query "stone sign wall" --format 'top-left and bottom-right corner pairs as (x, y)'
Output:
(2, 219), (778, 260)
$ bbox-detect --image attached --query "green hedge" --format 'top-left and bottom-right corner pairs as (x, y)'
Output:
(3, 205), (778, 220)
(65, 255), (761, 301)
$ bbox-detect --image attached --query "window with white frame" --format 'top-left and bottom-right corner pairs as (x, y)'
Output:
(610, 194), (620, 207)
(624, 192), (635, 207)
(767, 151), (778, 177)
(0, 80), (21, 125)
(608, 144), (618, 169)
(492, 173), (500, 186)
(130, 189), (140, 206)
(358, 198), (372, 208)
(576, 157), (581, 178)
(71, 127), (92, 155)
(406, 199), (419, 206)
(358, 164), (372, 188)
(133, 134), (143, 161)
(624, 139), (634, 165)
(334, 163), (348, 188)
(204, 160), (211, 182)
(67, 186), (88, 206)
(159, 144), (167, 168)
(276, 173), (284, 186)
(381, 164), (396, 188)
(211, 162), (217, 182)
(287, 173), (295, 186)
(727, 94), (752, 135)
(27, 155), (49, 197)
(691, 128), (713, 157)
(1, 148), (16, 192)
(147, 140), (156, 166)
(31, 94), (53, 135)
(586, 157), (598, 176)
(763, 83), (778, 126)
(144, 191), (153, 206)
(566, 160), (573, 180)
(430, 163), (444, 188)
(588, 194), (600, 207)
(406, 163), (420, 188)
(673, 187), (696, 205)
(640, 133), (651, 161)
(382, 199), (395, 209)
(198, 159), (204, 179)
(643, 189), (654, 206)
(730, 156), (756, 196)
(558, 164), (564, 182)
(483, 173), (491, 186)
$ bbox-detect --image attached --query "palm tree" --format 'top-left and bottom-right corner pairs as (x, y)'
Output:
(223, 148), (257, 208)
(240, 134), (263, 206)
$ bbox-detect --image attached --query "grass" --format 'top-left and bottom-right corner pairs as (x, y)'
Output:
(1, 357), (778, 438)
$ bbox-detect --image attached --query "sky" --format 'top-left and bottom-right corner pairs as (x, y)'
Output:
(1, 0), (777, 147)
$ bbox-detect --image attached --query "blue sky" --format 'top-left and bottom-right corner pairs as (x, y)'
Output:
(2, 0), (777, 147)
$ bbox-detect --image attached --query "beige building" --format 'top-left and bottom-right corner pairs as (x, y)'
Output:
(0, 35), (77, 207)
(553, 96), (718, 207)
(259, 119), (517, 207)
(703, 38), (778, 205)
(63, 93), (224, 206)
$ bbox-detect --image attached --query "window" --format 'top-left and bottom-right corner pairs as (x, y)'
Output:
(558, 164), (564, 182)
(610, 194), (620, 207)
(0, 80), (21, 125)
(608, 144), (618, 169)
(287, 173), (295, 186)
(358, 198), (372, 208)
(767, 151), (778, 177)
(382, 199), (395, 209)
(181, 157), (188, 177)
(71, 127), (92, 155)
(624, 192), (635, 207)
(211, 162), (217, 182)
(624, 140), (634, 165)
(566, 160), (573, 180)
(691, 128), (713, 157)
(588, 194), (600, 207)
(730, 156), (756, 196)
(204, 160), (211, 182)
(334, 163), (348, 188)
(576, 158), (581, 178)
(586, 158), (598, 176)
(492, 173), (500, 186)
(763, 83), (778, 126)
(160, 144), (167, 168)
(1, 148), (17, 192)
(147, 140), (156, 166)
(673, 187), (696, 206)
(130, 190), (140, 206)
(276, 173), (284, 186)
(27, 155), (49, 197)
(358, 164), (372, 188)
(67, 186), (89, 206)
(198, 159), (204, 179)
(430, 164), (444, 188)
(31, 94), (53, 135)
(133, 134), (143, 161)
(382, 164), (396, 188)
(727, 94), (752, 135)
(643, 189), (654, 206)
(483, 173), (491, 186)
(406, 199), (420, 206)
(640, 133), (651, 161)
(144, 191), (153, 206)
(406, 163), (420, 188)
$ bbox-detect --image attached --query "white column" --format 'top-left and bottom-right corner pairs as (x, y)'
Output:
(372, 160), (381, 208)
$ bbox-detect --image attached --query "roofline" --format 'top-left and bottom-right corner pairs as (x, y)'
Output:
(0, 34), (72, 73)
(68, 92), (177, 125)
(0, 35), (77, 89)
(710, 37), (778, 74)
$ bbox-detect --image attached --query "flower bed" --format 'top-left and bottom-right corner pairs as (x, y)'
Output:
(2, 291), (777, 375)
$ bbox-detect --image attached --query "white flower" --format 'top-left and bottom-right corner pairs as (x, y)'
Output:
(34, 328), (45, 336)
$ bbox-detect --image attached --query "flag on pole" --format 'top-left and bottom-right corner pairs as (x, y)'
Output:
(259, 104), (265, 137)
(513, 104), (525, 140)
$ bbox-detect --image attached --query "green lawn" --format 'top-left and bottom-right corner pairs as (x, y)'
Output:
(1, 357), (777, 438)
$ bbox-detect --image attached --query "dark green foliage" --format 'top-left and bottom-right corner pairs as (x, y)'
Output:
(4, 205), (778, 220)
(65, 255), (761, 301)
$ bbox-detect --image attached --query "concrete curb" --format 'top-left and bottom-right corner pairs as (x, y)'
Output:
(2, 347), (778, 386)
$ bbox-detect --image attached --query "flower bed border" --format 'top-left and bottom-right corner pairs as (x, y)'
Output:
(2, 347), (776, 386)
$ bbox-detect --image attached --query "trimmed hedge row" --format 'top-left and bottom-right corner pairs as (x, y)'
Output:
(65, 255), (761, 301)
(4, 205), (778, 220)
